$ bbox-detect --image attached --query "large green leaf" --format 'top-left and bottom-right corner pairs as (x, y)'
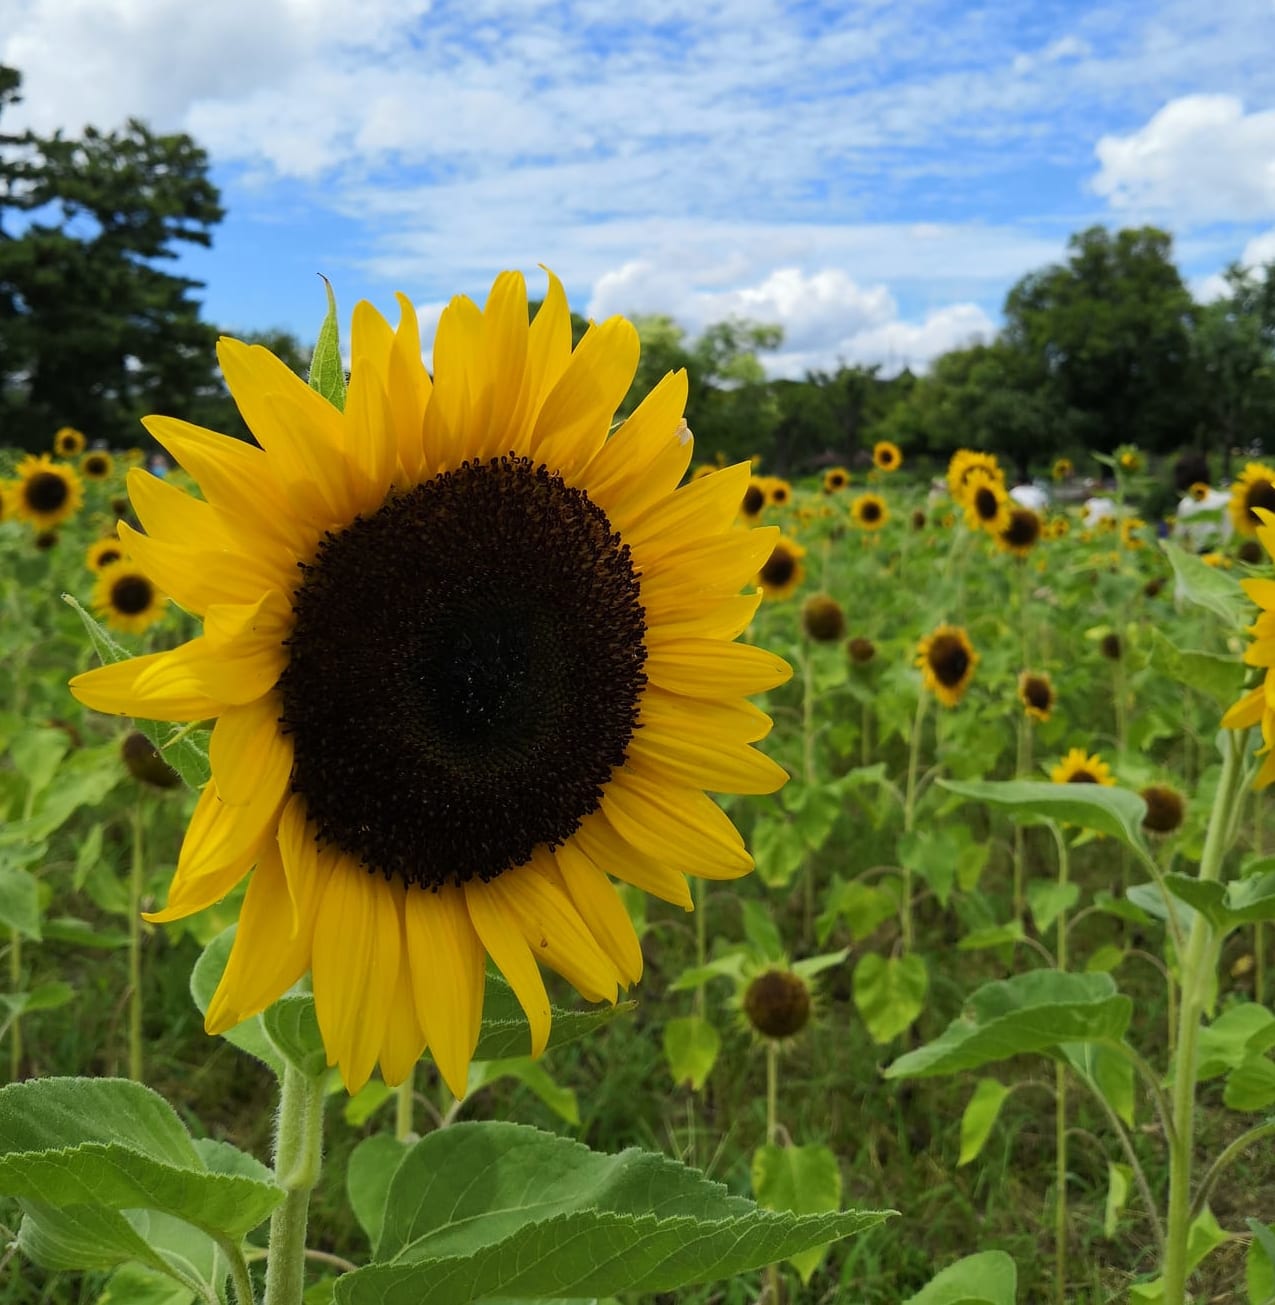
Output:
(663, 1015), (720, 1091)
(886, 971), (1131, 1080)
(1147, 627), (1245, 708)
(853, 953), (927, 1044)
(0, 1078), (282, 1241)
(348, 1134), (408, 1251)
(468, 1057), (580, 1126)
(333, 1122), (888, 1304)
(1197, 1004), (1275, 1081)
(0, 866), (41, 940)
(750, 1142), (841, 1284)
(1224, 1060), (1275, 1111)
(939, 779), (1149, 852)
(1161, 539), (1250, 630)
(1060, 1041), (1134, 1127)
(902, 1250), (1018, 1304)
(1163, 872), (1275, 934)
(958, 1079), (1010, 1167)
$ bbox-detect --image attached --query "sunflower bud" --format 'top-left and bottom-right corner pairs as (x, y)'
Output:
(1144, 576), (1166, 598)
(1140, 784), (1185, 834)
(743, 969), (811, 1039)
(1100, 632), (1122, 661)
(801, 594), (846, 643)
(847, 636), (876, 665)
(121, 731), (181, 789)
(34, 531), (58, 551)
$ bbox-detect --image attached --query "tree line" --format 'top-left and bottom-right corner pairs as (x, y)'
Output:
(3, 61), (1273, 481)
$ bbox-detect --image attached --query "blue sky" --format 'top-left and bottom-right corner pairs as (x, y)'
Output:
(3, 0), (1274, 376)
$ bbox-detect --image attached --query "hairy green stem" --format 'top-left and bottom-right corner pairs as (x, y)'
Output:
(901, 692), (928, 954)
(212, 1231), (257, 1305)
(129, 797), (146, 1082)
(764, 1042), (781, 1305)
(395, 1071), (414, 1141)
(1052, 820), (1069, 1305)
(1189, 1119), (1275, 1223)
(262, 1064), (326, 1305)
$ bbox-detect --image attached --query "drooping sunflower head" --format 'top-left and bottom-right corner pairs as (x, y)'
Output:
(1230, 463), (1275, 537)
(851, 492), (888, 531)
(911, 508), (927, 531)
(86, 536), (126, 574)
(741, 476), (769, 522)
(743, 968), (812, 1041)
(767, 477), (793, 508)
(847, 635), (876, 665)
(53, 426), (86, 457)
(33, 530), (58, 551)
(80, 449), (115, 481)
(801, 594), (846, 643)
(69, 269), (793, 1097)
(1050, 748), (1115, 786)
(1100, 632), (1122, 661)
(916, 624), (978, 707)
(758, 534), (807, 600)
(1140, 784), (1185, 834)
(1052, 457), (1073, 482)
(998, 507), (1042, 557)
(121, 731), (182, 790)
(1144, 575), (1166, 598)
(962, 468), (1009, 534)
(872, 441), (902, 472)
(822, 466), (850, 494)
(14, 454), (84, 530)
(1017, 671), (1055, 722)
(91, 560), (168, 635)
(1189, 481), (1211, 503)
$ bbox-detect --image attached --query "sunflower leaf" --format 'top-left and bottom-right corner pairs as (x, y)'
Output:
(310, 276), (347, 412)
(1161, 539), (1250, 630)
(902, 1250), (1018, 1305)
(190, 927), (287, 1078)
(334, 1121), (889, 1305)
(473, 971), (635, 1061)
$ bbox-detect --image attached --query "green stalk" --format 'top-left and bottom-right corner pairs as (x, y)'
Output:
(262, 1064), (326, 1305)
(129, 796), (146, 1082)
(1053, 822), (1069, 1305)
(1162, 730), (1246, 1305)
(764, 1041), (781, 1305)
(800, 639), (817, 941)
(8, 929), (20, 1081)
(900, 692), (928, 954)
(395, 1071), (415, 1141)
(1255, 789), (1266, 1007)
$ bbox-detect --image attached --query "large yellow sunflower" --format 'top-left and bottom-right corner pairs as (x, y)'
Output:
(69, 270), (792, 1096)
(91, 560), (168, 635)
(872, 441), (902, 472)
(962, 468), (1010, 534)
(14, 454), (84, 529)
(851, 492), (889, 531)
(916, 625), (978, 707)
(1224, 506), (1275, 786)
(54, 426), (86, 457)
(947, 449), (1003, 503)
(86, 536), (127, 574)
(757, 534), (807, 600)
(1229, 463), (1275, 537)
(1050, 748), (1115, 786)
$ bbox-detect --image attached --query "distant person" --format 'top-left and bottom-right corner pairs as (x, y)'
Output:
(147, 453), (171, 478)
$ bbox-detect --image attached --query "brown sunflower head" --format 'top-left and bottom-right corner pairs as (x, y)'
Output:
(33, 530), (58, 551)
(1000, 507), (1041, 554)
(1018, 671), (1054, 722)
(1100, 632), (1122, 661)
(121, 731), (182, 790)
(743, 968), (812, 1040)
(1239, 539), (1263, 566)
(741, 480), (767, 518)
(911, 508), (927, 530)
(847, 636), (876, 665)
(1143, 576), (1166, 598)
(1140, 784), (1185, 834)
(802, 594), (846, 643)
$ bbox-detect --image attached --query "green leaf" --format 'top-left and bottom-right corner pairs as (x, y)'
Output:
(1224, 1058), (1275, 1111)
(1027, 881), (1080, 934)
(343, 1081), (394, 1128)
(333, 1122), (888, 1305)
(781, 782), (841, 852)
(817, 878), (897, 944)
(741, 899), (785, 962)
(750, 1143), (841, 1284)
(0, 981), (75, 1018)
(10, 728), (71, 799)
(98, 1262), (197, 1305)
(348, 1134), (408, 1251)
(1147, 626), (1245, 707)
(886, 971), (1132, 1080)
(791, 948), (849, 982)
(309, 276), (347, 412)
(0, 1078), (282, 1242)
(752, 814), (806, 887)
(262, 995), (328, 1078)
(853, 953), (927, 1044)
(663, 1015), (720, 1091)
(1161, 539), (1250, 630)
(668, 953), (747, 993)
(469, 1057), (580, 1127)
(957, 923), (1024, 951)
(1197, 1004), (1275, 1080)
(1060, 1041), (1134, 1127)
(958, 1079), (1009, 1166)
(1086, 944), (1126, 973)
(940, 778), (1150, 852)
(18, 1199), (170, 1274)
(1163, 872), (1275, 934)
(1093, 891), (1153, 926)
(1246, 1219), (1275, 1305)
(901, 1250), (1018, 1304)
(41, 916), (131, 950)
(474, 971), (635, 1061)
(1130, 1207), (1229, 1303)
(190, 927), (287, 1077)
(0, 866), (41, 940)
(1104, 1162), (1132, 1238)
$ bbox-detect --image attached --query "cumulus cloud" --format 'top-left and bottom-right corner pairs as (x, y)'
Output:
(1092, 95), (1275, 222)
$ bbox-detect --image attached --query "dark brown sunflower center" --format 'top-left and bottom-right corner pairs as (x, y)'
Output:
(974, 486), (998, 519)
(861, 500), (882, 522)
(929, 635), (970, 687)
(280, 455), (648, 889)
(84, 455), (110, 477)
(760, 548), (796, 588)
(744, 969), (811, 1039)
(1003, 509), (1039, 548)
(1068, 771), (1098, 783)
(742, 484), (765, 515)
(97, 548), (122, 568)
(26, 471), (69, 513)
(1247, 480), (1275, 521)
(1024, 678), (1051, 710)
(110, 575), (154, 615)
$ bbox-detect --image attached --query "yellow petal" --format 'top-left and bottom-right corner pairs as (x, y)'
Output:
(423, 295), (483, 472)
(404, 883), (485, 1099)
(644, 638), (791, 698)
(378, 940), (429, 1089)
(1224, 683), (1267, 730)
(344, 354), (398, 511)
(126, 467), (237, 552)
(142, 841), (256, 924)
(625, 730), (789, 795)
(387, 294), (432, 484)
(465, 877), (551, 1057)
(573, 809), (692, 909)
(276, 792), (330, 936)
(116, 522), (276, 617)
(553, 840), (643, 987)
(70, 641), (225, 721)
(209, 695), (288, 808)
(621, 463), (751, 554)
(476, 271), (530, 458)
(649, 592), (763, 643)
(640, 687), (773, 743)
(522, 268), (572, 425)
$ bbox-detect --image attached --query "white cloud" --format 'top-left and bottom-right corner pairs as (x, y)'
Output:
(1242, 228), (1275, 267)
(1092, 95), (1275, 222)
(1012, 33), (1091, 76)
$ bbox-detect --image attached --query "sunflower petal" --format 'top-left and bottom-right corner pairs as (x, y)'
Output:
(552, 841), (643, 987)
(573, 809), (693, 909)
(465, 878), (551, 1057)
(378, 942), (429, 1089)
(644, 638), (792, 697)
(625, 730), (789, 795)
(70, 640), (225, 721)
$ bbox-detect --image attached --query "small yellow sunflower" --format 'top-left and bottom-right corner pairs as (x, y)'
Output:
(767, 477), (793, 508)
(1120, 517), (1146, 549)
(1203, 551), (1232, 569)
(1052, 457), (1073, 482)
(741, 476), (769, 522)
(851, 492), (889, 531)
(872, 441), (902, 472)
(947, 449), (1004, 503)
(822, 466), (850, 494)
(1047, 515), (1071, 540)
(916, 625), (978, 707)
(1017, 671), (1055, 723)
(86, 536), (127, 574)
(80, 450), (115, 481)
(1050, 748), (1115, 786)
(1118, 448), (1143, 473)
(54, 426), (86, 457)
(14, 454), (84, 530)
(1188, 481), (1211, 503)
(70, 269), (792, 1096)
(998, 506), (1042, 557)
(962, 469), (1010, 534)
(91, 560), (168, 635)
(758, 534), (807, 600)
(1230, 463), (1275, 537)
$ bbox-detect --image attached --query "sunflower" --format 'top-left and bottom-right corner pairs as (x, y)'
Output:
(767, 477), (793, 508)
(1052, 457), (1073, 482)
(86, 536), (126, 574)
(69, 270), (792, 1096)
(916, 625), (978, 707)
(742, 968), (812, 1041)
(758, 534), (806, 600)
(1017, 671), (1055, 722)
(948, 449), (1003, 504)
(998, 507), (1042, 557)
(1203, 552), (1232, 569)
(13, 454), (84, 530)
(822, 466), (850, 494)
(54, 426), (86, 457)
(1120, 517), (1146, 549)
(1189, 482), (1211, 503)
(741, 476), (769, 522)
(847, 636), (875, 665)
(962, 469), (1009, 534)
(872, 441), (902, 472)
(851, 492), (888, 531)
(1224, 507), (1275, 787)
(91, 560), (168, 635)
(1140, 784), (1185, 834)
(1118, 448), (1143, 473)
(1230, 463), (1275, 537)
(1047, 515), (1071, 540)
(80, 449), (115, 481)
(1050, 748), (1115, 786)
(801, 594), (845, 642)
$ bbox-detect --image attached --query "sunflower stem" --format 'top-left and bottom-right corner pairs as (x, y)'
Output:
(395, 1071), (414, 1141)
(800, 639), (817, 942)
(7, 929), (20, 1081)
(900, 691), (928, 954)
(764, 1041), (782, 1305)
(263, 1064), (326, 1305)
(1255, 788), (1266, 1007)
(128, 795), (146, 1082)
(1050, 819), (1069, 1305)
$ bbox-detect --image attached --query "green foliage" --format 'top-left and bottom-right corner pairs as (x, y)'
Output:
(853, 953), (928, 1044)
(901, 1251), (1017, 1304)
(750, 1142), (842, 1283)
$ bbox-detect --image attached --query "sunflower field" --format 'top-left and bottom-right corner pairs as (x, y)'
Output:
(0, 281), (1273, 1305)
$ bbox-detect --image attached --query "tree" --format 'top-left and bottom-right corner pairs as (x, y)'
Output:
(0, 65), (224, 450)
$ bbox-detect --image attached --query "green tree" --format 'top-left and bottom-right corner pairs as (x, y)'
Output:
(0, 64), (224, 450)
